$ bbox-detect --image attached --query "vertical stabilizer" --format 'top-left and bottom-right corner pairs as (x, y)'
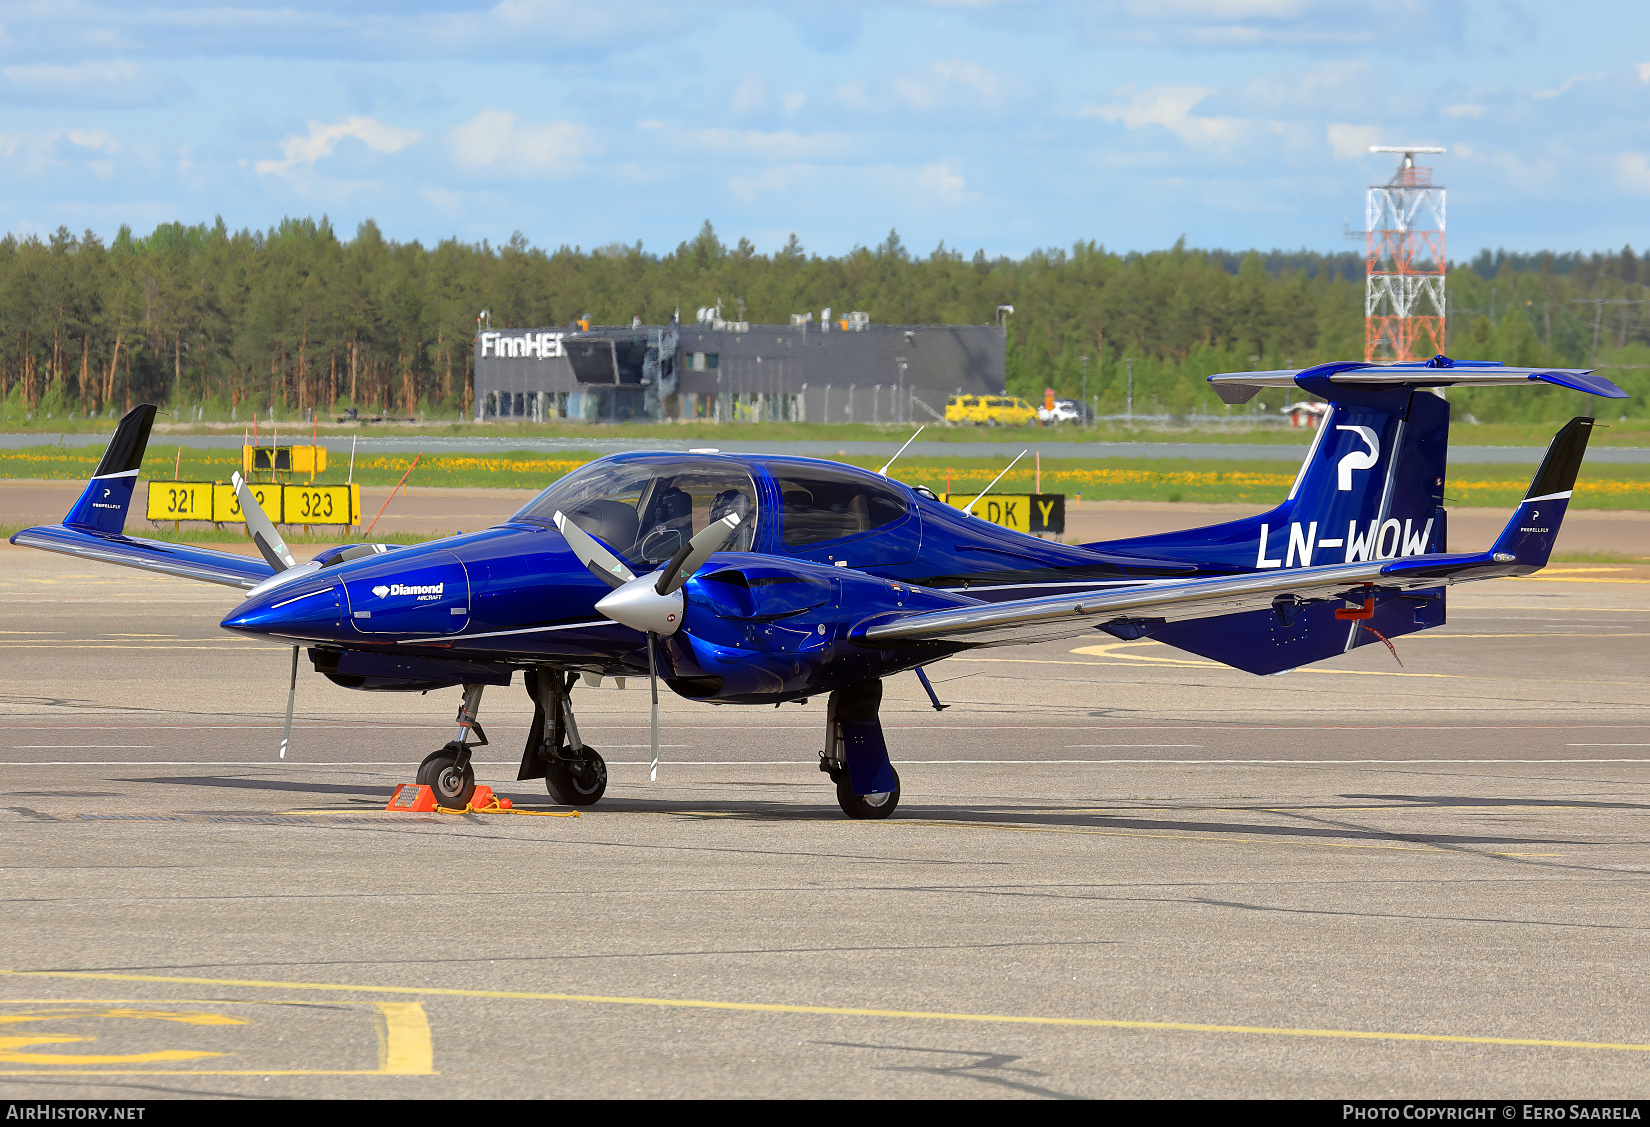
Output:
(1091, 384), (1449, 573)
(1488, 416), (1594, 572)
(64, 404), (156, 535)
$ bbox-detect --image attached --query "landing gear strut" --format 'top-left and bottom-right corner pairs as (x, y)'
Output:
(416, 682), (488, 807)
(819, 679), (901, 820)
(518, 667), (608, 807)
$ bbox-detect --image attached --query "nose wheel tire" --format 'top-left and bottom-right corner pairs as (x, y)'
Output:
(547, 749), (608, 806)
(835, 770), (900, 820)
(417, 747), (476, 808)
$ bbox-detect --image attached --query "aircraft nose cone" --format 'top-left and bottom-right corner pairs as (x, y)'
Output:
(221, 579), (345, 639)
(594, 575), (684, 635)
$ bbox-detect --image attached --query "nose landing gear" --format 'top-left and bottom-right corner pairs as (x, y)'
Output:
(518, 667), (609, 807)
(417, 682), (488, 807)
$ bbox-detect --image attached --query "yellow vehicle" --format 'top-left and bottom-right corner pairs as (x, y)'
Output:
(945, 394), (1040, 427)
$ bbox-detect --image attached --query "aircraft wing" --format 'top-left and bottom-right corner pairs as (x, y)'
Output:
(8, 403), (277, 590)
(12, 524), (276, 589)
(853, 557), (1448, 648)
(861, 410), (1600, 652)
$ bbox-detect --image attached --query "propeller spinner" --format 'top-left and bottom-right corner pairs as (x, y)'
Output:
(585, 511), (742, 637)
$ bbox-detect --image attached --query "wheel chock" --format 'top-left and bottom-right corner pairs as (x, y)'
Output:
(468, 785), (513, 812)
(386, 783), (437, 812)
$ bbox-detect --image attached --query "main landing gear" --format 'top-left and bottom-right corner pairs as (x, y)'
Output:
(416, 682), (488, 808)
(819, 679), (901, 820)
(517, 668), (608, 807)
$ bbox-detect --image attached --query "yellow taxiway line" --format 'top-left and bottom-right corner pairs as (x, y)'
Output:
(2, 970), (1644, 1055)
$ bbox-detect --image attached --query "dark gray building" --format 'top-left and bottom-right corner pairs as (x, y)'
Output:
(473, 318), (1006, 424)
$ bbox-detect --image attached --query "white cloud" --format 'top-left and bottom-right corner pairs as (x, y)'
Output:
(420, 185), (465, 213)
(727, 160), (973, 207)
(892, 60), (1025, 113)
(913, 161), (969, 202)
(255, 116), (420, 176)
(691, 128), (859, 162)
(1140, 0), (1310, 15)
(731, 70), (768, 116)
(66, 129), (117, 153)
(1075, 0), (1404, 49)
(833, 60), (1026, 116)
(782, 91), (806, 116)
(1452, 141), (1564, 196)
(448, 109), (600, 178)
(1615, 152), (1650, 195)
(1326, 122), (1384, 159)
(1441, 103), (1485, 119)
(727, 165), (795, 202)
(1639, 62), (1650, 82)
(833, 78), (875, 112)
(0, 61), (185, 106)
(1238, 61), (1367, 115)
(1081, 85), (1246, 147)
(0, 127), (124, 177)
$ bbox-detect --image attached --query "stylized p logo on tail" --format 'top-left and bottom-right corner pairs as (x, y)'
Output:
(1335, 426), (1380, 491)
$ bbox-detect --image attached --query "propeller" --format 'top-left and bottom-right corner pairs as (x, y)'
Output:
(590, 513), (744, 782)
(554, 510), (636, 588)
(232, 471), (301, 760)
(278, 646), (298, 760)
(234, 471), (297, 572)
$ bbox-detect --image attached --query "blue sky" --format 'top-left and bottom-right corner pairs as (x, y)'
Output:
(2, 0), (1647, 259)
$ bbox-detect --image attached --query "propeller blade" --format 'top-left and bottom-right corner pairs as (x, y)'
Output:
(655, 513), (742, 596)
(554, 510), (636, 589)
(647, 631), (660, 782)
(279, 645), (298, 759)
(234, 471), (297, 572)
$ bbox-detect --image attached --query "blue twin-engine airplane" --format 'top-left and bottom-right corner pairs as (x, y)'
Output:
(11, 357), (1628, 818)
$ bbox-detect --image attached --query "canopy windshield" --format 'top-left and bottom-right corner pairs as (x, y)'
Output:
(513, 459), (758, 567)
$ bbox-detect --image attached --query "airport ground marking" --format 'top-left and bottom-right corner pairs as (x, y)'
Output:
(0, 972), (1638, 1055)
(0, 998), (432, 1076)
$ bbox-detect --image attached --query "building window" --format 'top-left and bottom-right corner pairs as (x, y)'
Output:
(706, 353), (719, 370)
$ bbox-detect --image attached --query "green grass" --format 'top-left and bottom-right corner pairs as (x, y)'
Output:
(1547, 550), (1650, 564)
(3, 445), (1647, 511)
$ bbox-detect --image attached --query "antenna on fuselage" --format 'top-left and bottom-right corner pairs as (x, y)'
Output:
(877, 425), (925, 477)
(960, 449), (1029, 517)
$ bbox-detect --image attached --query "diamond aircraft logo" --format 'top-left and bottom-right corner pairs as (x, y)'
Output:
(372, 580), (445, 602)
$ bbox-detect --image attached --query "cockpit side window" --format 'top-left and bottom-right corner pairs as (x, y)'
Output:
(774, 464), (909, 547)
(513, 460), (758, 566)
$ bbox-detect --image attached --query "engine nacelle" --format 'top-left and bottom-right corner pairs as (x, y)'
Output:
(661, 556), (969, 704)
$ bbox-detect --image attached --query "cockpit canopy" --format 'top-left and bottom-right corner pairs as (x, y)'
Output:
(513, 458), (758, 567)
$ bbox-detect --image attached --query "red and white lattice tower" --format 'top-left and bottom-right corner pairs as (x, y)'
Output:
(1365, 146), (1446, 362)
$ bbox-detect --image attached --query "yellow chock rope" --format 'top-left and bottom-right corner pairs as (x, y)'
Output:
(436, 801), (579, 818)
